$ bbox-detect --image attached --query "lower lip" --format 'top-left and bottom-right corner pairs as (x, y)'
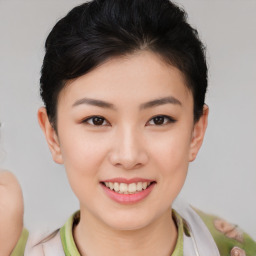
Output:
(101, 183), (155, 204)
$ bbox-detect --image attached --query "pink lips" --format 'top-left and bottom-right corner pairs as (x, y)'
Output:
(100, 178), (156, 204)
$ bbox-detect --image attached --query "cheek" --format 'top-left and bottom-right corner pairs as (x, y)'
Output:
(149, 129), (192, 170)
(58, 127), (110, 196)
(148, 127), (191, 197)
(59, 126), (109, 169)
(156, 141), (189, 186)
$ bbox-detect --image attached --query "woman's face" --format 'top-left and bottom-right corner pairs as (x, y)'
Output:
(39, 50), (208, 230)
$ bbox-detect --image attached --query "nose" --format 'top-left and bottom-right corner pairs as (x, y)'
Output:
(108, 126), (149, 170)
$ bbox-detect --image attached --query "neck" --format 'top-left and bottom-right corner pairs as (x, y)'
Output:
(74, 208), (178, 256)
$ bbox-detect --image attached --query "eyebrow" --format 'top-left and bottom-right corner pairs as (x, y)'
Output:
(73, 98), (116, 109)
(139, 96), (182, 110)
(72, 96), (182, 110)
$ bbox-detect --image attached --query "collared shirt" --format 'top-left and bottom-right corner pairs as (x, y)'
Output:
(60, 210), (186, 256)
(25, 203), (256, 256)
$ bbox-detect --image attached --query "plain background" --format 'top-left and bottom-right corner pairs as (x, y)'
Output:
(0, 0), (255, 239)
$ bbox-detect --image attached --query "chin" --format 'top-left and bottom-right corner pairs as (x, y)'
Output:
(100, 209), (157, 231)
(107, 218), (150, 231)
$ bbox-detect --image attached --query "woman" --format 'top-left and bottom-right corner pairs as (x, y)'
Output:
(28, 0), (256, 255)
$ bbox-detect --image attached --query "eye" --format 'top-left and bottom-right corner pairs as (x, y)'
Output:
(147, 115), (176, 126)
(82, 116), (109, 126)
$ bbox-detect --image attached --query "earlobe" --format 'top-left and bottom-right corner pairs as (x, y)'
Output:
(37, 107), (63, 164)
(189, 105), (209, 162)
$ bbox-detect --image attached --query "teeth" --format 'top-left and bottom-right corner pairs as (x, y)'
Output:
(142, 182), (147, 189)
(119, 183), (128, 193)
(128, 183), (136, 193)
(104, 181), (152, 194)
(114, 182), (119, 192)
(109, 182), (114, 190)
(137, 182), (142, 191)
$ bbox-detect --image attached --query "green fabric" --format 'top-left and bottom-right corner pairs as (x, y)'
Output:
(194, 208), (256, 256)
(171, 209), (184, 256)
(10, 228), (29, 256)
(60, 210), (184, 256)
(60, 212), (80, 256)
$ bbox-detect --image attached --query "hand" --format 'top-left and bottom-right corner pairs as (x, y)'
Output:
(0, 170), (24, 256)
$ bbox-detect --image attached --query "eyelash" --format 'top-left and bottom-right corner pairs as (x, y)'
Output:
(81, 115), (176, 127)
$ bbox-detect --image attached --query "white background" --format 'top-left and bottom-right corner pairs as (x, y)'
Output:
(0, 0), (255, 239)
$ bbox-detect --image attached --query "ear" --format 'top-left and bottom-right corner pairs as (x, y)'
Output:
(37, 107), (63, 164)
(189, 105), (209, 162)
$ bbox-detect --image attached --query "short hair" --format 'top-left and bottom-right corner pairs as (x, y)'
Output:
(40, 0), (208, 129)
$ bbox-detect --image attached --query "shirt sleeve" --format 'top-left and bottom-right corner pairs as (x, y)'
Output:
(194, 208), (256, 256)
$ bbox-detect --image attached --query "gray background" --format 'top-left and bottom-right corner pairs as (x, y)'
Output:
(0, 0), (255, 239)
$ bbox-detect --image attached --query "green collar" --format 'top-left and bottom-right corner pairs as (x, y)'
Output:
(172, 209), (184, 256)
(11, 228), (29, 256)
(60, 210), (184, 256)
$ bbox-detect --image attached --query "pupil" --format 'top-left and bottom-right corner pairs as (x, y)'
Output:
(93, 117), (104, 125)
(154, 116), (164, 125)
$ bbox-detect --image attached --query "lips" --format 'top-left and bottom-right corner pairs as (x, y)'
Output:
(100, 178), (156, 204)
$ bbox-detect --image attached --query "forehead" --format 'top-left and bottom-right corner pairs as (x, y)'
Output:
(59, 51), (192, 108)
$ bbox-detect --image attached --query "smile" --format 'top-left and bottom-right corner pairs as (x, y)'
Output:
(100, 179), (156, 204)
(103, 181), (152, 194)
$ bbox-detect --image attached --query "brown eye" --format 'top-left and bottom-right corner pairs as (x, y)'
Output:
(147, 115), (176, 126)
(153, 116), (165, 125)
(83, 116), (108, 126)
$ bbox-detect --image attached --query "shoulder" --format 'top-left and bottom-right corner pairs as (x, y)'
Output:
(24, 212), (80, 256)
(194, 208), (256, 256)
(25, 229), (65, 256)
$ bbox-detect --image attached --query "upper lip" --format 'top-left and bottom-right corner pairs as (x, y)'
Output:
(101, 177), (155, 184)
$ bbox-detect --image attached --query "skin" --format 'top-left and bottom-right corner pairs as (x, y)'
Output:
(0, 170), (24, 256)
(38, 50), (208, 256)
